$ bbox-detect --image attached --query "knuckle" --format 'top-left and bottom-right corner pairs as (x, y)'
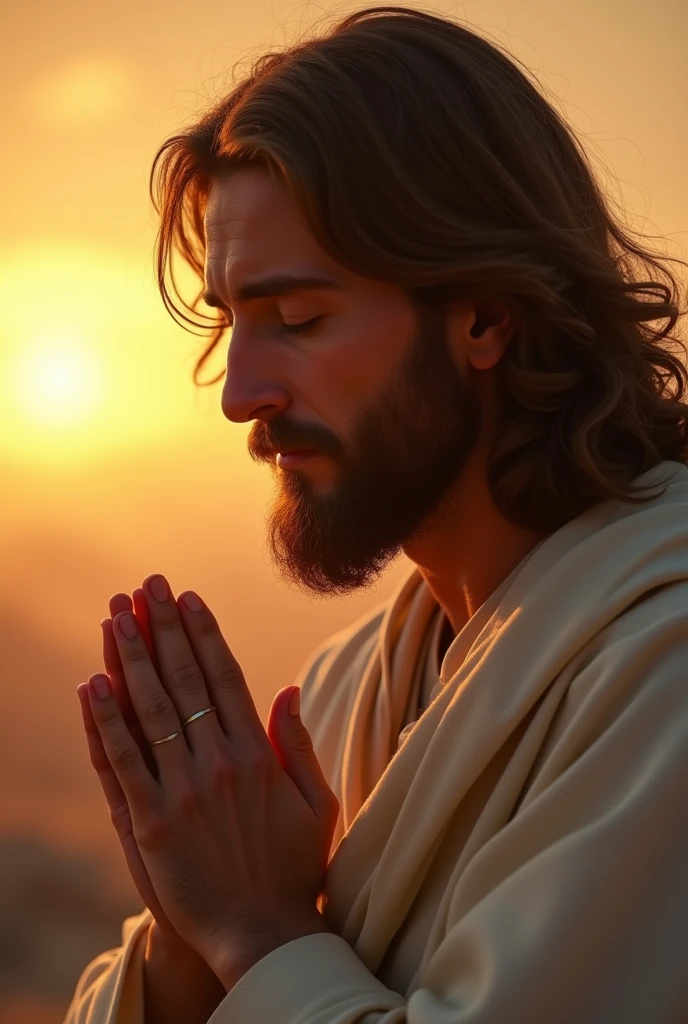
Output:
(246, 749), (275, 777)
(290, 728), (314, 756)
(110, 742), (140, 774)
(174, 783), (202, 819)
(169, 661), (204, 694)
(143, 694), (175, 726)
(125, 646), (150, 665)
(213, 660), (245, 692)
(136, 813), (168, 850)
(209, 756), (238, 788)
(108, 800), (132, 834)
(154, 618), (178, 635)
(195, 617), (219, 640)
(96, 706), (122, 729)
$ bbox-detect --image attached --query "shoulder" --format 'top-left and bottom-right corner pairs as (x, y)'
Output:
(521, 579), (688, 812)
(569, 578), (688, 711)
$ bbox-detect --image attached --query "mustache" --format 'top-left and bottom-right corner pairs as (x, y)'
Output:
(248, 427), (322, 461)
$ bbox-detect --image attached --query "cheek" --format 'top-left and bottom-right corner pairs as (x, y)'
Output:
(328, 303), (412, 399)
(290, 299), (415, 436)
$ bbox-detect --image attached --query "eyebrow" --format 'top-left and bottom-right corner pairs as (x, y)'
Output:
(202, 274), (344, 309)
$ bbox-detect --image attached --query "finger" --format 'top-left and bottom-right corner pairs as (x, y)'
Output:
(109, 591), (161, 675)
(102, 616), (138, 726)
(111, 608), (191, 784)
(79, 678), (158, 821)
(84, 673), (161, 813)
(99, 627), (160, 778)
(132, 587), (163, 677)
(108, 592), (133, 620)
(105, 591), (162, 728)
(138, 575), (227, 756)
(170, 584), (267, 751)
(103, 596), (163, 778)
(78, 684), (175, 932)
(77, 682), (136, 825)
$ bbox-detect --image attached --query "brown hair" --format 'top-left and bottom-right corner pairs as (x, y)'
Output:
(149, 5), (688, 530)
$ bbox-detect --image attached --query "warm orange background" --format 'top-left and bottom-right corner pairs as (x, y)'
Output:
(2, 2), (686, 1020)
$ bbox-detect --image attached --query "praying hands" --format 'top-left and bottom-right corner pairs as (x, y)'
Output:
(76, 574), (338, 990)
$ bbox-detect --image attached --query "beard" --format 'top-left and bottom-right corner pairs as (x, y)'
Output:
(246, 301), (483, 597)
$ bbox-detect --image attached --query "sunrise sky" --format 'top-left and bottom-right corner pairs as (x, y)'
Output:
(1, 1), (686, 1019)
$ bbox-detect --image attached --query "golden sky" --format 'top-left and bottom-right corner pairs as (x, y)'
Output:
(0, 1), (686, 1016)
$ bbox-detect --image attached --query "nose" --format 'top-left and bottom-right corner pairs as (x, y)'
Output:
(221, 378), (287, 424)
(220, 329), (289, 424)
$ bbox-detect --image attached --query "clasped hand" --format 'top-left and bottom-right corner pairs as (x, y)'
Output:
(76, 573), (339, 983)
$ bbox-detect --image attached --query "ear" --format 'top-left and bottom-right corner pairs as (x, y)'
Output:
(465, 299), (515, 371)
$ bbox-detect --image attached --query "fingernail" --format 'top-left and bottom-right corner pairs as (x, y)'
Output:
(182, 591), (203, 612)
(149, 576), (169, 602)
(90, 675), (111, 700)
(118, 613), (137, 638)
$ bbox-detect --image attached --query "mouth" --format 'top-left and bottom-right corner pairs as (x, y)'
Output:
(275, 449), (318, 469)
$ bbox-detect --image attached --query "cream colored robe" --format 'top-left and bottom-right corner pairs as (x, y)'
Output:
(64, 460), (688, 1023)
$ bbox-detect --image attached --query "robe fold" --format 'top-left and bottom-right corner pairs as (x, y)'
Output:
(64, 460), (688, 1023)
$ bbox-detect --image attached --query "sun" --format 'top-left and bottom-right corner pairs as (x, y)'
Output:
(12, 328), (105, 427)
(0, 241), (207, 469)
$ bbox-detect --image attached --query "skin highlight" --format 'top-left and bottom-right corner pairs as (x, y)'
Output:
(206, 166), (552, 647)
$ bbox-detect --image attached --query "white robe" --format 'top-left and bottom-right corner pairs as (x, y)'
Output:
(65, 460), (688, 1023)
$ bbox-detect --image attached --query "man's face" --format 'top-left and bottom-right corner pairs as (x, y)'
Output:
(204, 166), (483, 597)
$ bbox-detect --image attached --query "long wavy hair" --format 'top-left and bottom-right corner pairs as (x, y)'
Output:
(148, 4), (688, 530)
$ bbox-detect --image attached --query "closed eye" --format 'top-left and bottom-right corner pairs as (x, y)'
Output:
(215, 314), (325, 336)
(281, 316), (324, 335)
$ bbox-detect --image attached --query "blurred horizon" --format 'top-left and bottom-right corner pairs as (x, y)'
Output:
(2, 0), (686, 1019)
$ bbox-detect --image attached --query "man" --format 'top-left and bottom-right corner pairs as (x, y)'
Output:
(65, 7), (688, 1023)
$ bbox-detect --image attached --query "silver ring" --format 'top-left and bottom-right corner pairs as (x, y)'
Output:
(148, 730), (180, 747)
(182, 706), (217, 727)
(147, 706), (217, 747)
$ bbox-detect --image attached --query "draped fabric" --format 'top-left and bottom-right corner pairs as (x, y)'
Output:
(65, 460), (688, 1024)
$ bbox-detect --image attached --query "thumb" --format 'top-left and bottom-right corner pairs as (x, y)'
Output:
(268, 687), (339, 825)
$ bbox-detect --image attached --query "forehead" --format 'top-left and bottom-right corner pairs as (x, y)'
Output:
(204, 168), (331, 286)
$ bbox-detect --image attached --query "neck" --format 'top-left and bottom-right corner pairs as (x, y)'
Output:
(406, 451), (552, 635)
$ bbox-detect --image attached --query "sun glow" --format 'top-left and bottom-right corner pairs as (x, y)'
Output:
(0, 241), (206, 468)
(12, 328), (105, 427)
